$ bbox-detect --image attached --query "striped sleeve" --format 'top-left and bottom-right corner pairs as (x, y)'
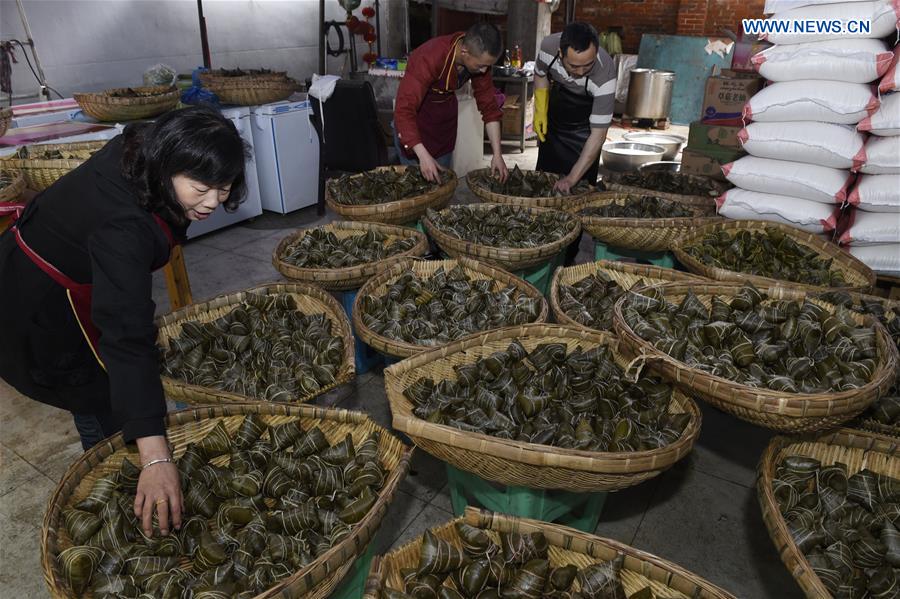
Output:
(588, 56), (616, 128)
(534, 34), (559, 77)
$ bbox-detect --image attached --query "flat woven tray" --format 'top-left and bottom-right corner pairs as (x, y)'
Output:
(0, 168), (26, 203)
(73, 85), (179, 121)
(156, 283), (355, 406)
(365, 506), (737, 599)
(672, 219), (877, 293)
(549, 259), (707, 334)
(613, 281), (899, 433)
(325, 166), (457, 225)
(2, 140), (107, 192)
(384, 323), (701, 492)
(41, 402), (413, 599)
(757, 427), (900, 598)
(423, 203), (581, 272)
(465, 167), (596, 209)
(272, 221), (429, 291)
(568, 191), (722, 252)
(206, 77), (298, 106)
(352, 256), (549, 359)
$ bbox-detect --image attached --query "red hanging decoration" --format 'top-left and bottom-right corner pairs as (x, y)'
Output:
(346, 2), (378, 66)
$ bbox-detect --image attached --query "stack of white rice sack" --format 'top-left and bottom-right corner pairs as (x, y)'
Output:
(717, 0), (898, 240)
(842, 47), (900, 276)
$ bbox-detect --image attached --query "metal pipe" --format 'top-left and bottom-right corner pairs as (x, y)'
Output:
(375, 0), (382, 57)
(319, 0), (326, 74)
(197, 0), (212, 69)
(14, 0), (50, 101)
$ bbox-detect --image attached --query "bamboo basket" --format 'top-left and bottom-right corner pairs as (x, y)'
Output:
(568, 192), (722, 252)
(423, 203), (581, 272)
(757, 428), (900, 598)
(200, 70), (289, 85)
(549, 259), (707, 334)
(1, 140), (107, 192)
(0, 168), (26, 203)
(465, 167), (596, 209)
(671, 220), (876, 293)
(384, 323), (702, 491)
(206, 77), (299, 106)
(156, 283), (355, 406)
(604, 173), (726, 211)
(365, 507), (737, 599)
(73, 85), (179, 121)
(810, 290), (900, 438)
(613, 282), (899, 433)
(272, 221), (429, 291)
(41, 402), (414, 599)
(352, 257), (549, 359)
(325, 166), (457, 225)
(0, 106), (11, 138)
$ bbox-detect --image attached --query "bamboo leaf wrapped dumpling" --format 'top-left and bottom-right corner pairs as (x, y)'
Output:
(58, 545), (104, 594)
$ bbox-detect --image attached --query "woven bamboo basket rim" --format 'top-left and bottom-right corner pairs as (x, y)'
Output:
(41, 402), (414, 599)
(422, 202), (582, 272)
(205, 77), (299, 92)
(1, 139), (107, 167)
(384, 323), (702, 483)
(757, 427), (900, 598)
(671, 219), (877, 293)
(0, 168), (26, 203)
(604, 175), (726, 208)
(272, 221), (429, 291)
(155, 282), (355, 406)
(465, 167), (596, 209)
(612, 281), (899, 422)
(201, 71), (289, 83)
(351, 256), (549, 359)
(365, 506), (737, 599)
(73, 86), (179, 121)
(549, 259), (708, 333)
(325, 166), (458, 224)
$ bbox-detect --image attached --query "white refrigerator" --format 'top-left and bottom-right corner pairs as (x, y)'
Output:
(250, 100), (320, 214)
(187, 106), (263, 239)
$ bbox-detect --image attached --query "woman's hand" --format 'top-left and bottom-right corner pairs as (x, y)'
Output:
(491, 154), (509, 184)
(134, 435), (183, 537)
(554, 175), (577, 194)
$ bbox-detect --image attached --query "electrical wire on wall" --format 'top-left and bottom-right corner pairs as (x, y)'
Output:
(1, 40), (64, 105)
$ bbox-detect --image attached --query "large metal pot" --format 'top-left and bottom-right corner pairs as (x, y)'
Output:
(625, 69), (676, 119)
(622, 132), (686, 160)
(601, 142), (666, 172)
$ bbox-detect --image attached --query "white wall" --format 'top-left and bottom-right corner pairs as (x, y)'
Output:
(0, 0), (407, 103)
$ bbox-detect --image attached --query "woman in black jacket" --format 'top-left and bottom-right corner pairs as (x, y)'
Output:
(0, 105), (247, 538)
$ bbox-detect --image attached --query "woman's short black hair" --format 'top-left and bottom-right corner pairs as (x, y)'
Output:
(560, 22), (600, 56)
(121, 105), (248, 228)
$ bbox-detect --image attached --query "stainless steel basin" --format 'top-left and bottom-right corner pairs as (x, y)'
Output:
(601, 142), (666, 172)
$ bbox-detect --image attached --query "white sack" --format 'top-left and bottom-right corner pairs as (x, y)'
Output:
(848, 243), (900, 274)
(880, 46), (900, 93)
(762, 0), (899, 44)
(848, 174), (900, 212)
(839, 209), (900, 245)
(766, 0), (873, 15)
(743, 80), (879, 124)
(859, 136), (900, 174)
(716, 188), (840, 234)
(752, 39), (892, 83)
(738, 121), (866, 169)
(722, 156), (853, 203)
(858, 92), (900, 136)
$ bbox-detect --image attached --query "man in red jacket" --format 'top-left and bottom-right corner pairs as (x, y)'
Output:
(394, 22), (509, 183)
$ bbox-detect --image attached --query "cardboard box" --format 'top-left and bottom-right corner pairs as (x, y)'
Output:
(688, 121), (744, 153)
(681, 147), (744, 182)
(701, 70), (763, 123)
(501, 94), (534, 137)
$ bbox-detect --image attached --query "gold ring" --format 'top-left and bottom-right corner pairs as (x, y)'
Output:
(155, 498), (168, 505)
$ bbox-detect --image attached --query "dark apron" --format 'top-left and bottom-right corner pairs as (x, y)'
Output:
(536, 55), (598, 185)
(406, 35), (469, 160)
(0, 202), (175, 368)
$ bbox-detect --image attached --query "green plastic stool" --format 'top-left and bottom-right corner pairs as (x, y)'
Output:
(329, 542), (376, 599)
(402, 220), (425, 233)
(514, 252), (565, 296)
(445, 464), (607, 533)
(594, 240), (675, 269)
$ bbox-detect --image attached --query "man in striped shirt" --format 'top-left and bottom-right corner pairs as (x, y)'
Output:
(533, 22), (616, 192)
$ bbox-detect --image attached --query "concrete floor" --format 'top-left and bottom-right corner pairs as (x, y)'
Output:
(0, 124), (803, 598)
